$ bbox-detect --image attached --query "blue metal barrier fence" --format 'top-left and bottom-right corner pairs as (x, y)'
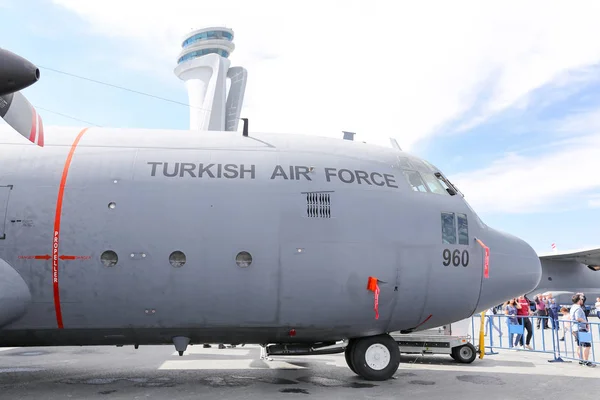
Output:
(470, 313), (599, 365)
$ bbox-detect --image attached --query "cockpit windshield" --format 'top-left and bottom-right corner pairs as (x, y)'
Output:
(398, 156), (464, 197)
(403, 170), (428, 192)
(421, 173), (448, 195)
(434, 172), (463, 197)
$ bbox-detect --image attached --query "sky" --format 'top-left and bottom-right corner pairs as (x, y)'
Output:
(1, 0), (600, 255)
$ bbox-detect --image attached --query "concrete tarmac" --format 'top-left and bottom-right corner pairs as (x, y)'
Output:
(0, 342), (598, 400)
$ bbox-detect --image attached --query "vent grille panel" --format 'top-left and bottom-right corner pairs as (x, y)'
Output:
(305, 192), (331, 218)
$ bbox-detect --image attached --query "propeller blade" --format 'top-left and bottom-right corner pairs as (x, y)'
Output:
(0, 91), (44, 147)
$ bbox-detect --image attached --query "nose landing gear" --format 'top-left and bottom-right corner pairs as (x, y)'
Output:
(344, 334), (400, 381)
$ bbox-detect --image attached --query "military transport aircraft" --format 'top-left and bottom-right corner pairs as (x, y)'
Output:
(0, 47), (543, 381)
(533, 248), (600, 304)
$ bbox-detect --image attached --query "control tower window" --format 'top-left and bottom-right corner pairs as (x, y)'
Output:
(457, 213), (469, 245)
(403, 170), (428, 193)
(182, 31), (234, 47)
(441, 212), (457, 244)
(178, 49), (231, 64)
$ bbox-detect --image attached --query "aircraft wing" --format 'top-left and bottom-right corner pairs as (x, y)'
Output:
(538, 247), (600, 266)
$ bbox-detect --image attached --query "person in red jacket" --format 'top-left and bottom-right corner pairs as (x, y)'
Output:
(516, 295), (533, 350)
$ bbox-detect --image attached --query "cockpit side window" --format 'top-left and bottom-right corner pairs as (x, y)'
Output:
(457, 213), (469, 245)
(403, 170), (429, 193)
(441, 212), (457, 244)
(441, 212), (469, 245)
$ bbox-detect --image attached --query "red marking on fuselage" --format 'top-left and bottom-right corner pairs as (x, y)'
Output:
(52, 127), (89, 329)
(18, 255), (51, 260)
(59, 255), (91, 260)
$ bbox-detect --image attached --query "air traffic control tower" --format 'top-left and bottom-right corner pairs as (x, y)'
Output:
(174, 27), (247, 132)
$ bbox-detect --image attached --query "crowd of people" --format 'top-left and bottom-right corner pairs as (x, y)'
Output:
(484, 292), (597, 368)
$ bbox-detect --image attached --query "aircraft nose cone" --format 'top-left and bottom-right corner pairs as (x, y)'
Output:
(476, 228), (542, 312)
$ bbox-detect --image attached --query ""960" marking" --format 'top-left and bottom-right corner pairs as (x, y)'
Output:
(443, 249), (469, 267)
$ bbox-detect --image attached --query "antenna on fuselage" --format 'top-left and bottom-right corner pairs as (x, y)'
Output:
(390, 138), (402, 151)
(343, 131), (355, 141)
(241, 118), (248, 137)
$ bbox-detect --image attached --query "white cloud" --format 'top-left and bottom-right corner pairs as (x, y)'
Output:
(50, 0), (600, 151)
(556, 108), (600, 136)
(588, 194), (600, 209)
(452, 112), (600, 214)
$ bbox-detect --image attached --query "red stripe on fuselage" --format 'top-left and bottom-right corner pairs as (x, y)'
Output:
(52, 127), (89, 329)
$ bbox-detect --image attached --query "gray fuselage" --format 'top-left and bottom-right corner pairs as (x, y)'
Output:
(0, 126), (542, 347)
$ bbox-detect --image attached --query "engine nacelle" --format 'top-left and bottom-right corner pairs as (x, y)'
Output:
(0, 47), (40, 96)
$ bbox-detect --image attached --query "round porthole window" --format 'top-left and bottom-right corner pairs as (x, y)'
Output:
(169, 251), (186, 267)
(235, 251), (252, 268)
(101, 250), (118, 267)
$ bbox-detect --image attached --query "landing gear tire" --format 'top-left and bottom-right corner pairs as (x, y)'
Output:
(349, 334), (400, 381)
(451, 343), (476, 364)
(344, 339), (358, 375)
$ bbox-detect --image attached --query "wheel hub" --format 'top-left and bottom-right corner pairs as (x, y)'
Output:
(460, 346), (472, 358)
(364, 343), (390, 371)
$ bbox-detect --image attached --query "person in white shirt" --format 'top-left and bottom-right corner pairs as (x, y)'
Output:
(570, 293), (595, 367)
(595, 297), (600, 319)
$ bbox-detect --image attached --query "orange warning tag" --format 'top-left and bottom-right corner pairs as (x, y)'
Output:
(367, 276), (380, 319)
(475, 239), (490, 278)
(367, 276), (378, 291)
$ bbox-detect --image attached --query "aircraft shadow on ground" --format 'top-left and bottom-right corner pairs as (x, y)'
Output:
(399, 355), (535, 368)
